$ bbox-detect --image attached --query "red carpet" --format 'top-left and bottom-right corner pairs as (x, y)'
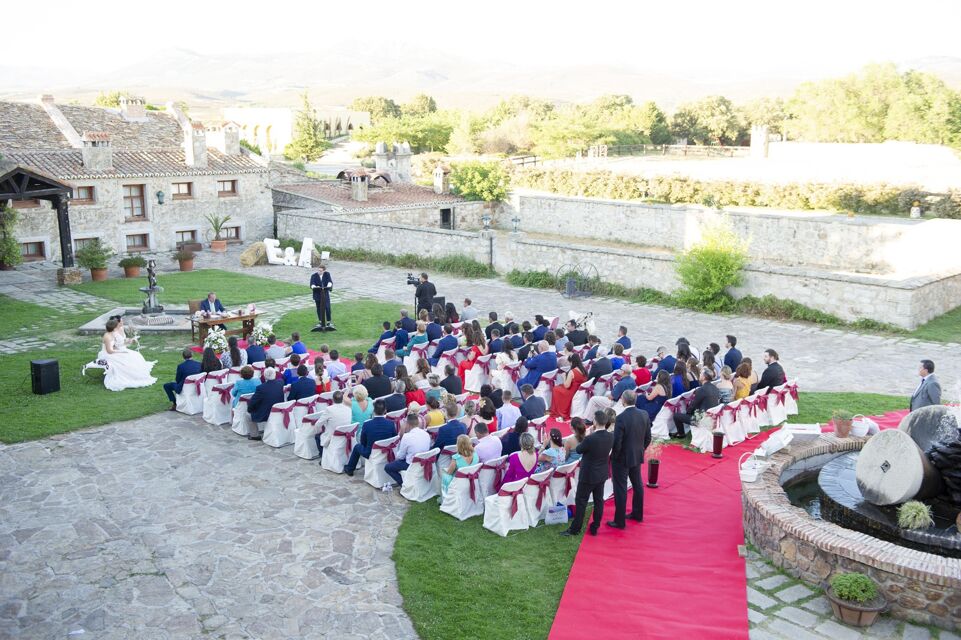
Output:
(549, 409), (910, 640)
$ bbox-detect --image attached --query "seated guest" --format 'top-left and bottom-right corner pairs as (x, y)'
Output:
(551, 354), (588, 421)
(351, 353), (366, 373)
(265, 335), (285, 360)
(163, 348), (203, 409)
(445, 302), (459, 324)
(556, 342), (575, 370)
(473, 398), (498, 434)
(231, 365), (261, 407)
(351, 386), (375, 427)
(655, 349), (677, 377)
(479, 383), (504, 410)
(315, 344), (331, 363)
(508, 325), (524, 349)
(313, 361), (331, 394)
(673, 369), (721, 439)
(609, 343), (626, 371)
(717, 366), (735, 403)
(246, 367), (285, 440)
(286, 332), (308, 356)
(723, 335), (742, 372)
(671, 361), (690, 397)
(544, 330), (557, 349)
(460, 298), (478, 322)
(398, 309), (417, 334)
(385, 380), (408, 413)
(313, 390), (352, 460)
(520, 341), (557, 388)
(502, 312), (518, 336)
(519, 384), (546, 420)
(565, 320), (588, 347)
(637, 370), (671, 418)
(411, 358), (432, 385)
(288, 365), (316, 400)
(362, 362), (391, 400)
(325, 350), (347, 380)
(382, 348), (400, 379)
(517, 332), (536, 361)
(485, 311), (504, 342)
(440, 365), (463, 395)
(587, 346), (612, 381)
(584, 363), (635, 420)
(246, 339), (266, 364)
(584, 335), (601, 360)
(633, 355), (652, 386)
(532, 315), (550, 342)
(368, 321), (394, 354)
(703, 350), (721, 379)
(404, 377), (426, 407)
(615, 325), (631, 350)
(425, 396), (446, 426)
(474, 422), (503, 462)
(264, 357), (276, 371)
(502, 433), (538, 484)
(500, 417), (528, 457)
(428, 324), (458, 367)
(537, 428), (565, 472)
(488, 328), (504, 354)
(733, 361), (753, 400)
(554, 328), (568, 352)
(393, 320), (410, 354)
(756, 349), (786, 394)
(200, 347), (222, 374)
(496, 390), (521, 430)
(611, 364), (636, 401)
(220, 336), (248, 369)
(385, 414), (432, 487)
(426, 315), (443, 342)
(200, 291), (225, 314)
(344, 399), (396, 475)
(426, 374), (444, 402)
(434, 403), (468, 451)
(283, 354), (303, 384)
(442, 434), (479, 496)
(564, 418), (587, 463)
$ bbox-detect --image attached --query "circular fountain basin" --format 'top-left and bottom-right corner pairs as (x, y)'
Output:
(78, 307), (193, 334)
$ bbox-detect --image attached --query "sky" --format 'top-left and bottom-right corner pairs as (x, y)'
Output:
(7, 0), (961, 77)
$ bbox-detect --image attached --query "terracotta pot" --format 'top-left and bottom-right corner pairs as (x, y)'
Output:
(178, 258), (194, 272)
(210, 239), (227, 253)
(825, 588), (885, 627)
(0, 264), (14, 271)
(90, 267), (108, 282)
(123, 266), (141, 278)
(835, 418), (853, 438)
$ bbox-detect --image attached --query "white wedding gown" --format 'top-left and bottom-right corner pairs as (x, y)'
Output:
(98, 331), (157, 391)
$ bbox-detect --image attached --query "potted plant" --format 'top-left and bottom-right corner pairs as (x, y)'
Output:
(205, 213), (233, 253)
(832, 409), (854, 438)
(0, 206), (23, 270)
(75, 238), (115, 281)
(825, 572), (886, 627)
(897, 500), (934, 530)
(173, 249), (195, 272)
(646, 440), (664, 488)
(118, 255), (147, 278)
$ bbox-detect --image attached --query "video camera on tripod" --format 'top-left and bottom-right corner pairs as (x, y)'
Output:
(406, 273), (419, 286)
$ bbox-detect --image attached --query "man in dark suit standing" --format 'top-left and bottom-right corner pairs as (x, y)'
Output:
(414, 273), (436, 315)
(310, 264), (335, 331)
(755, 348), (786, 393)
(163, 348), (202, 410)
(910, 359), (941, 412)
(562, 410), (615, 537)
(246, 367), (285, 440)
(345, 400), (396, 475)
(608, 390), (652, 528)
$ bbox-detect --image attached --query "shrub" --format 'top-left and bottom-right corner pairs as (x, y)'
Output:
(829, 573), (878, 604)
(674, 219), (748, 311)
(449, 161), (509, 203)
(733, 295), (845, 325)
(75, 238), (115, 269)
(173, 250), (195, 262)
(0, 206), (22, 268)
(897, 500), (934, 530)
(118, 255), (147, 268)
(302, 242), (496, 278)
(506, 269), (558, 289)
(239, 139), (262, 155)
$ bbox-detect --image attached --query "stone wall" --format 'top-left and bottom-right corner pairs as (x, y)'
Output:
(346, 201), (489, 230)
(743, 436), (961, 630)
(12, 172), (273, 264)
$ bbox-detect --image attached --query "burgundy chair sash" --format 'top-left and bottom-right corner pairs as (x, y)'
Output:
(773, 387), (790, 405)
(440, 351), (459, 368)
(389, 413), (407, 431)
(271, 404), (295, 428)
(664, 399), (680, 414)
(415, 455), (435, 483)
(454, 467), (482, 502)
(788, 383), (799, 401)
(553, 466), (577, 497)
(207, 371), (228, 384)
(505, 365), (521, 383)
(188, 376), (204, 395)
(491, 461), (507, 493)
(317, 395), (334, 406)
(754, 394), (769, 413)
(527, 475), (552, 510)
(539, 372), (558, 392)
(477, 357), (494, 375)
(372, 440), (397, 463)
(498, 484), (525, 517)
(216, 384), (234, 405)
(341, 430), (355, 455)
(713, 403), (738, 428)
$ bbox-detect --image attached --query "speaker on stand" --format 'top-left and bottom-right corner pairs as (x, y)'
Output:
(31, 359), (60, 395)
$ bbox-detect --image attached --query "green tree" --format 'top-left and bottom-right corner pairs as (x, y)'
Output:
(353, 113), (453, 153)
(404, 94), (438, 118)
(94, 91), (123, 108)
(670, 105), (705, 144)
(284, 93), (331, 162)
(446, 113), (480, 155)
(689, 96), (746, 145)
(633, 101), (673, 144)
(674, 219), (749, 311)
(349, 96), (402, 123)
(449, 160), (509, 203)
(741, 97), (788, 135)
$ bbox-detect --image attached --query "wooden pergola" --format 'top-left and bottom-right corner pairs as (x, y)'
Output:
(0, 161), (75, 268)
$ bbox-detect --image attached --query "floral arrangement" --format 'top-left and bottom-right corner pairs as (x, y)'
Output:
(249, 322), (273, 346)
(646, 440), (665, 462)
(204, 327), (228, 353)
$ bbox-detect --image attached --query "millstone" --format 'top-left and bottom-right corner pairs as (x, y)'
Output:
(899, 405), (960, 454)
(855, 429), (942, 506)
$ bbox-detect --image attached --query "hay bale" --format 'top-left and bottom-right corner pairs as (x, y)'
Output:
(239, 242), (267, 267)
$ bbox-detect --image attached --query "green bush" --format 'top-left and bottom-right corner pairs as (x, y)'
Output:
(897, 500), (934, 530)
(829, 573), (879, 604)
(674, 220), (748, 311)
(118, 255), (147, 268)
(733, 295), (846, 325)
(0, 207), (22, 268)
(75, 238), (115, 269)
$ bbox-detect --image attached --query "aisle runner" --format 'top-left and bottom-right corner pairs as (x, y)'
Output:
(548, 409), (909, 640)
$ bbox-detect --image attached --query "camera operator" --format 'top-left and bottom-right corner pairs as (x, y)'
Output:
(414, 272), (436, 315)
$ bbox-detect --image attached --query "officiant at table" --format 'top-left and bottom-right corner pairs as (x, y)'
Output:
(200, 291), (227, 329)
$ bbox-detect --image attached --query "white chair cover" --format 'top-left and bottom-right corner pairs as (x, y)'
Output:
(203, 369), (230, 396)
(203, 382), (234, 426)
(529, 416), (548, 445)
(365, 435), (400, 488)
(226, 367), (243, 384)
(522, 468), (554, 525)
(570, 380), (594, 420)
(767, 385), (789, 426)
(482, 478), (531, 537)
(321, 422), (359, 473)
(263, 399), (297, 448)
(750, 387), (771, 428)
(439, 462), (485, 520)
(275, 356), (291, 369)
(784, 379), (799, 415)
(738, 396), (760, 437)
(651, 396), (683, 440)
(550, 460), (580, 507)
(691, 410), (717, 452)
(720, 400), (746, 445)
(295, 412), (323, 460)
(385, 408), (408, 434)
(403, 342), (431, 373)
(479, 455), (509, 499)
(400, 448), (441, 502)
(464, 353), (495, 393)
(231, 394), (254, 436)
(499, 361), (523, 397)
(176, 373), (207, 415)
(432, 348), (460, 377)
(534, 370), (559, 410)
(437, 444), (458, 474)
(376, 336), (397, 364)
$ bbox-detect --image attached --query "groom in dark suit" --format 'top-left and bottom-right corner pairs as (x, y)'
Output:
(310, 264), (335, 331)
(562, 410), (615, 537)
(163, 348), (202, 410)
(608, 390), (652, 528)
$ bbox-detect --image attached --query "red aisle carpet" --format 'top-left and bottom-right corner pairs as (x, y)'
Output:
(548, 409), (910, 640)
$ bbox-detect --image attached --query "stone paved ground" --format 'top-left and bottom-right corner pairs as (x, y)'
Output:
(0, 413), (416, 640)
(746, 551), (958, 640)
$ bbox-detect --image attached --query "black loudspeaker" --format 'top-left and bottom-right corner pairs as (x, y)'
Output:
(31, 359), (60, 395)
(432, 296), (446, 311)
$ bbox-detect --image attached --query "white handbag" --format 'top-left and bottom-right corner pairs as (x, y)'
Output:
(739, 452), (770, 483)
(851, 414), (879, 437)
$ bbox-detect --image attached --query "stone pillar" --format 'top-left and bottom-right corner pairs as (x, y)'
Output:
(372, 141), (390, 174)
(750, 125), (769, 159)
(393, 142), (412, 183)
(54, 195), (75, 269)
(433, 166), (450, 194)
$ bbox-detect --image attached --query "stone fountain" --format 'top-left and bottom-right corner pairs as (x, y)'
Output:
(131, 260), (174, 326)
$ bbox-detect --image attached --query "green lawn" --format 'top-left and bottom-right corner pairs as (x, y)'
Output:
(69, 268), (306, 306)
(909, 306), (961, 343)
(271, 300), (400, 357)
(0, 294), (104, 340)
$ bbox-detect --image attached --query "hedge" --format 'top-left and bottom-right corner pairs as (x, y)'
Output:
(279, 239), (496, 278)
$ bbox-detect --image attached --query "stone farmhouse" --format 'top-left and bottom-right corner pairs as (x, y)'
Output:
(0, 95), (272, 265)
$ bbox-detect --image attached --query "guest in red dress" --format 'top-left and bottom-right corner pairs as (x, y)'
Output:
(404, 377), (426, 407)
(458, 324), (487, 386)
(550, 354), (588, 421)
(633, 355), (652, 387)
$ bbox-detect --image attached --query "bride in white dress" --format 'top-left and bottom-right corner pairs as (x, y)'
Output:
(98, 316), (157, 391)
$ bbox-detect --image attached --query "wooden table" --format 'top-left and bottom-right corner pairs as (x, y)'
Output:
(194, 312), (259, 345)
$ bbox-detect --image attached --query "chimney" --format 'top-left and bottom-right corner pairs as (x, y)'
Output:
(119, 95), (147, 120)
(372, 141), (389, 174)
(433, 165), (450, 195)
(81, 132), (112, 170)
(205, 121), (241, 156)
(40, 94), (55, 104)
(351, 173), (369, 202)
(184, 122), (208, 168)
(393, 141), (412, 183)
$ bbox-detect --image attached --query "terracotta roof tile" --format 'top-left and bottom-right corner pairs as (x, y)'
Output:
(276, 181), (465, 211)
(2, 149), (266, 180)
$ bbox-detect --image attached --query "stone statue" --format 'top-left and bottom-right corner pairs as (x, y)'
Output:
(147, 260), (157, 289)
(141, 260), (163, 315)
